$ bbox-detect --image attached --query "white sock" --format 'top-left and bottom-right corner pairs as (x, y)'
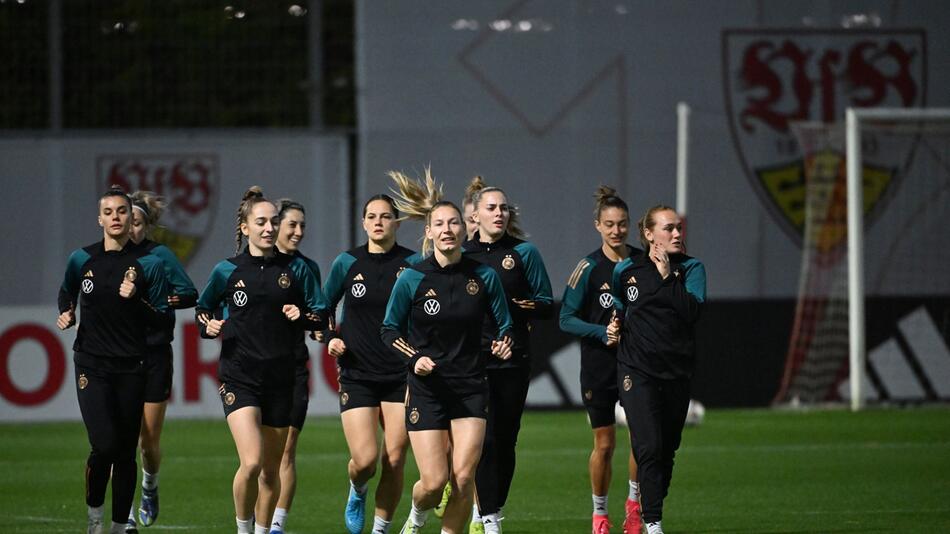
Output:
(142, 469), (159, 491)
(646, 520), (664, 534)
(271, 507), (287, 530)
(235, 517), (253, 534)
(372, 515), (391, 534)
(109, 521), (126, 534)
(592, 494), (609, 516)
(628, 480), (640, 501)
(88, 505), (104, 522)
(409, 503), (429, 527)
(472, 504), (482, 523)
(351, 479), (369, 495)
(254, 523), (268, 534)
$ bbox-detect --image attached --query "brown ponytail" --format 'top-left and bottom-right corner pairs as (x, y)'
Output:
(235, 186), (268, 253)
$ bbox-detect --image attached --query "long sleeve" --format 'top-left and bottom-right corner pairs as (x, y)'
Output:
(195, 261), (232, 338)
(58, 249), (90, 313)
(559, 259), (608, 343)
(380, 269), (423, 362)
(292, 257), (330, 331)
(320, 252), (356, 342)
(479, 265), (514, 340)
(151, 245), (198, 309)
(138, 254), (173, 330)
(513, 242), (554, 319)
(667, 259), (706, 323)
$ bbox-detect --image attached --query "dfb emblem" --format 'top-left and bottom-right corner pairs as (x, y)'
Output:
(409, 408), (420, 424)
(233, 290), (248, 307)
(97, 153), (220, 265)
(424, 299), (441, 316)
(598, 292), (614, 309)
(723, 29), (925, 246)
(626, 286), (639, 303)
(81, 279), (94, 294)
(351, 283), (367, 298)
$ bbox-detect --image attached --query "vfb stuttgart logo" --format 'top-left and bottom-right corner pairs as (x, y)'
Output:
(97, 153), (220, 265)
(723, 29), (926, 246)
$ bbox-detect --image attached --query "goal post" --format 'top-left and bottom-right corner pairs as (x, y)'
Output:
(775, 108), (950, 410)
(846, 107), (950, 411)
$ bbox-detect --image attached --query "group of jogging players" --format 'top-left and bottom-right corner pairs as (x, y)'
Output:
(58, 169), (705, 534)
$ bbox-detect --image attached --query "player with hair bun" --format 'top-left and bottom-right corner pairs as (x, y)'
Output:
(195, 186), (329, 534)
(382, 169), (513, 534)
(611, 206), (706, 534)
(123, 191), (198, 533)
(559, 186), (642, 534)
(57, 186), (172, 534)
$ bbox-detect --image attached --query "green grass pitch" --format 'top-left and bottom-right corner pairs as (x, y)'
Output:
(2, 408), (949, 533)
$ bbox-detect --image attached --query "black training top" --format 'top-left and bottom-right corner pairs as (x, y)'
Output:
(462, 232), (553, 369)
(611, 252), (707, 380)
(58, 240), (172, 367)
(380, 255), (513, 382)
(137, 239), (198, 346)
(290, 250), (323, 364)
(195, 248), (330, 362)
(559, 245), (641, 376)
(323, 243), (422, 381)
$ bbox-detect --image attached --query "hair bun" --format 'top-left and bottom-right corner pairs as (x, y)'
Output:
(465, 176), (486, 202)
(594, 185), (617, 202)
(242, 186), (264, 202)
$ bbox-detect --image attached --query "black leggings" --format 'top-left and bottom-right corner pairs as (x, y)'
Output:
(475, 366), (530, 515)
(618, 367), (690, 524)
(75, 360), (145, 524)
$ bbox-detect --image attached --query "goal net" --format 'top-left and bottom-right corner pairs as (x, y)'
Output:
(775, 111), (950, 407)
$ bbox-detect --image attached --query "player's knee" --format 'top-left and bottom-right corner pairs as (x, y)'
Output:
(593, 441), (615, 460)
(451, 471), (475, 493)
(239, 459), (263, 479)
(420, 472), (449, 496)
(382, 448), (405, 471)
(352, 454), (378, 479)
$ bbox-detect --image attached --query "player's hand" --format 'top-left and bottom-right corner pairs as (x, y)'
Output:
(650, 243), (670, 279)
(168, 294), (181, 306)
(491, 335), (513, 360)
(282, 304), (301, 321)
(119, 279), (137, 299)
(606, 310), (621, 347)
(511, 298), (536, 310)
(414, 356), (436, 376)
(205, 318), (225, 337)
(310, 330), (322, 341)
(56, 308), (76, 330)
(328, 338), (347, 358)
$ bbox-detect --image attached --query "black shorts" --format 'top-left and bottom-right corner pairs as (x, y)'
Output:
(338, 375), (406, 413)
(289, 364), (310, 430)
(218, 356), (293, 428)
(218, 381), (292, 428)
(581, 362), (619, 429)
(143, 344), (173, 403)
(405, 374), (488, 431)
